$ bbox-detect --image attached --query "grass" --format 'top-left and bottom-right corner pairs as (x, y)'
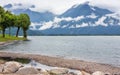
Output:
(0, 34), (26, 42)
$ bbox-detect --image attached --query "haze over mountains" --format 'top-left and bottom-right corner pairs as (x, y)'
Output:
(3, 2), (120, 35)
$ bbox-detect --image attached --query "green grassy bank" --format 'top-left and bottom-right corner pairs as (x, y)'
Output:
(0, 34), (25, 42)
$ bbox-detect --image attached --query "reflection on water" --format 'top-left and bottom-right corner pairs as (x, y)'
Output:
(0, 36), (120, 67)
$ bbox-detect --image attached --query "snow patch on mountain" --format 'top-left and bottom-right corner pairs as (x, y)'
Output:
(91, 7), (96, 11)
(39, 16), (85, 30)
(39, 22), (53, 30)
(76, 23), (88, 28)
(95, 16), (107, 26)
(54, 16), (84, 22)
(72, 4), (80, 8)
(86, 13), (97, 19)
(38, 12), (120, 30)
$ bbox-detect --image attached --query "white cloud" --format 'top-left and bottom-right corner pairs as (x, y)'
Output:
(0, 0), (88, 14)
(39, 16), (85, 30)
(0, 0), (120, 14)
(54, 16), (84, 22)
(39, 21), (53, 30)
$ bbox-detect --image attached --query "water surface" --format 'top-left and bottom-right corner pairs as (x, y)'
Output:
(0, 36), (120, 67)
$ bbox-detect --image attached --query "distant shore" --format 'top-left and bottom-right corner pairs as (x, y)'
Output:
(0, 52), (120, 74)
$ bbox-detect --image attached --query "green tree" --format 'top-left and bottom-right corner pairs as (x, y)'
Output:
(5, 11), (15, 36)
(0, 14), (1, 32)
(0, 6), (31, 38)
(19, 14), (30, 39)
(15, 15), (22, 37)
(0, 6), (5, 37)
(1, 11), (15, 37)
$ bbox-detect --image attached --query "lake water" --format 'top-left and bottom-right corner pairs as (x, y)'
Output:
(0, 36), (120, 67)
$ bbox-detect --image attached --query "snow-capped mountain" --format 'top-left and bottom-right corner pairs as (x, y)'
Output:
(59, 2), (113, 18)
(38, 2), (120, 35)
(3, 2), (120, 35)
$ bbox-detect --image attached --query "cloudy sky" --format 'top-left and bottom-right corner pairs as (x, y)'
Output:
(0, 0), (120, 14)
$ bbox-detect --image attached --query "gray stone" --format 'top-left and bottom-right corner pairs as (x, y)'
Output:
(92, 71), (104, 75)
(3, 61), (22, 73)
(16, 66), (39, 74)
(49, 68), (69, 75)
(81, 71), (90, 75)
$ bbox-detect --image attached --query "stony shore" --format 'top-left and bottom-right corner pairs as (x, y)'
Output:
(0, 52), (120, 75)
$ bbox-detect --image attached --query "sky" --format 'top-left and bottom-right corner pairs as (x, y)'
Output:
(0, 0), (120, 14)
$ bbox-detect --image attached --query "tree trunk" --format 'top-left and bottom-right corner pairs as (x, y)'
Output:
(23, 29), (27, 39)
(16, 27), (20, 37)
(9, 27), (11, 36)
(2, 28), (5, 38)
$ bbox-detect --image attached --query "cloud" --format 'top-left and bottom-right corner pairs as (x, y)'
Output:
(90, 0), (120, 13)
(0, 0), (120, 14)
(39, 16), (85, 30)
(0, 0), (87, 14)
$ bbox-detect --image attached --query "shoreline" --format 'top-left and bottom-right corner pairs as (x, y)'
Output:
(0, 52), (120, 74)
(0, 40), (21, 48)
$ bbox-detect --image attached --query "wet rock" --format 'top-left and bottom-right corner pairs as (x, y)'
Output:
(16, 66), (39, 74)
(49, 68), (69, 75)
(92, 71), (104, 75)
(81, 71), (90, 75)
(3, 61), (22, 73)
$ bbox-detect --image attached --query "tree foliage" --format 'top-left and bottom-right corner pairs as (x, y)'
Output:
(19, 14), (31, 38)
(0, 6), (31, 38)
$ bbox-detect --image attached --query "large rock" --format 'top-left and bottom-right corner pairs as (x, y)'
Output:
(16, 66), (39, 74)
(49, 68), (69, 75)
(92, 71), (104, 75)
(3, 61), (22, 73)
(81, 71), (90, 75)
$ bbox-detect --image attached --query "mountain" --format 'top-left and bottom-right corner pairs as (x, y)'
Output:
(59, 2), (113, 18)
(3, 2), (120, 35)
(4, 4), (55, 23)
(37, 2), (120, 35)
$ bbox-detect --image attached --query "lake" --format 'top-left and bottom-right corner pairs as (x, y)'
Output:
(0, 36), (120, 67)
